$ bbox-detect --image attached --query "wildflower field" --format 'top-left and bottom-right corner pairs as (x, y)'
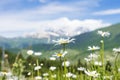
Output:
(0, 30), (120, 80)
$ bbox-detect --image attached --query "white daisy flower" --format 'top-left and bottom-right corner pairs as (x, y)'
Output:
(27, 50), (34, 55)
(49, 66), (56, 71)
(98, 30), (110, 37)
(84, 70), (100, 78)
(113, 47), (120, 53)
(34, 66), (41, 70)
(27, 72), (31, 76)
(100, 40), (104, 43)
(118, 68), (120, 72)
(77, 67), (85, 71)
(94, 61), (102, 66)
(72, 74), (77, 79)
(43, 73), (49, 77)
(52, 50), (68, 58)
(53, 38), (75, 45)
(88, 46), (100, 51)
(84, 58), (91, 62)
(50, 57), (56, 61)
(62, 61), (70, 67)
(34, 52), (42, 56)
(35, 76), (42, 80)
(34, 64), (36, 66)
(103, 76), (113, 80)
(88, 53), (99, 59)
(29, 63), (31, 66)
(40, 63), (43, 66)
(64, 72), (73, 78)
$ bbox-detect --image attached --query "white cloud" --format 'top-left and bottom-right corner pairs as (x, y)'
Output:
(0, 0), (100, 18)
(35, 17), (111, 37)
(33, 3), (77, 14)
(0, 0), (110, 38)
(0, 2), (80, 21)
(93, 8), (120, 15)
(0, 17), (111, 38)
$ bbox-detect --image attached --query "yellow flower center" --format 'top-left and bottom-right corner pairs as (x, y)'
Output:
(57, 53), (62, 57)
(59, 40), (68, 44)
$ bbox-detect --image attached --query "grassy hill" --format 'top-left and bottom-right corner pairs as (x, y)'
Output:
(68, 23), (120, 62)
(73, 23), (120, 50)
(27, 23), (120, 63)
(1, 23), (120, 63)
(0, 37), (48, 48)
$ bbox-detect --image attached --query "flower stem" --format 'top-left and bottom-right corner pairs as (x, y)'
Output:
(36, 59), (40, 76)
(100, 39), (105, 76)
(114, 53), (119, 80)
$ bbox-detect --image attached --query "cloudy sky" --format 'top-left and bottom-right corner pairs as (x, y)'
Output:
(0, 0), (120, 37)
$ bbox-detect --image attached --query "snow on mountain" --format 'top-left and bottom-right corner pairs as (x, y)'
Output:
(22, 17), (111, 42)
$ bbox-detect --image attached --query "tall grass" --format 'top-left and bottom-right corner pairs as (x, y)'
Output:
(0, 30), (120, 80)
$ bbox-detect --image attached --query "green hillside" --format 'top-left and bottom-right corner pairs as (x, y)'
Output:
(0, 37), (48, 48)
(1, 23), (120, 63)
(73, 23), (120, 51)
(29, 23), (120, 62)
(69, 23), (120, 62)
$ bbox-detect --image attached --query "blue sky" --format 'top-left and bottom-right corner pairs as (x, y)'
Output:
(0, 0), (120, 37)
